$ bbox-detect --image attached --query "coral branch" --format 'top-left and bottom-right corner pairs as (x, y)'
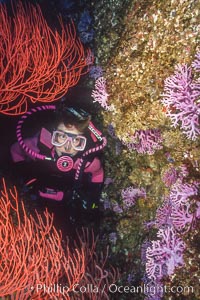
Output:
(121, 186), (146, 210)
(169, 181), (198, 206)
(0, 1), (93, 115)
(91, 77), (113, 111)
(0, 180), (118, 299)
(146, 227), (185, 281)
(171, 204), (194, 232)
(161, 62), (200, 140)
(155, 197), (173, 228)
(192, 51), (200, 72)
(124, 129), (163, 155)
(0, 179), (62, 298)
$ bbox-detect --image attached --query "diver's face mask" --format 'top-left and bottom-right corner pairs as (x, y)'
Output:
(51, 130), (87, 151)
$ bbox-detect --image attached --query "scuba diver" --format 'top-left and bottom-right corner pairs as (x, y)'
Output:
(10, 104), (107, 229)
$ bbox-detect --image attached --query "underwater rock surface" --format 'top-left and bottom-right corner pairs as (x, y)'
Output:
(92, 0), (200, 299)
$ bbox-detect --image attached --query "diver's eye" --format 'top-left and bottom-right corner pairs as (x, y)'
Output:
(73, 137), (81, 146)
(58, 133), (67, 140)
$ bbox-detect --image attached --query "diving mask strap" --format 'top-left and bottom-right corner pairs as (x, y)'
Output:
(88, 122), (103, 142)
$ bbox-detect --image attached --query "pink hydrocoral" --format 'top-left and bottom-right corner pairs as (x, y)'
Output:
(162, 167), (178, 187)
(91, 77), (113, 110)
(178, 164), (189, 179)
(169, 181), (199, 206)
(125, 129), (163, 155)
(121, 186), (146, 210)
(162, 164), (189, 187)
(156, 177), (199, 231)
(196, 202), (200, 219)
(170, 204), (194, 232)
(155, 197), (173, 228)
(146, 227), (185, 281)
(192, 51), (200, 72)
(161, 63), (200, 140)
(141, 240), (152, 264)
(112, 202), (123, 214)
(191, 52), (200, 100)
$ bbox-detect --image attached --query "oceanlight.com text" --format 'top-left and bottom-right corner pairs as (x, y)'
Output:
(31, 283), (194, 296)
(108, 283), (194, 295)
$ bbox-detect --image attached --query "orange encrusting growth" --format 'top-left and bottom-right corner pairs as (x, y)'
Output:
(0, 1), (93, 115)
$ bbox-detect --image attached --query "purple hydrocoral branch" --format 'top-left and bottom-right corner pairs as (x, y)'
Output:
(170, 204), (194, 232)
(191, 80), (200, 99)
(178, 164), (189, 179)
(109, 232), (117, 244)
(141, 240), (152, 264)
(161, 164), (189, 187)
(91, 77), (114, 111)
(156, 175), (199, 231)
(143, 276), (164, 300)
(157, 227), (185, 273)
(155, 197), (173, 228)
(162, 167), (178, 187)
(111, 186), (146, 214)
(146, 227), (185, 281)
(112, 202), (123, 214)
(169, 181), (199, 206)
(162, 64), (193, 108)
(192, 51), (200, 72)
(191, 51), (200, 100)
(102, 198), (112, 210)
(144, 158), (199, 288)
(124, 129), (163, 155)
(196, 202), (200, 219)
(161, 63), (200, 140)
(107, 123), (123, 155)
(127, 272), (135, 284)
(89, 65), (103, 80)
(107, 123), (117, 139)
(104, 177), (114, 185)
(143, 220), (157, 230)
(155, 197), (196, 233)
(121, 186), (146, 210)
